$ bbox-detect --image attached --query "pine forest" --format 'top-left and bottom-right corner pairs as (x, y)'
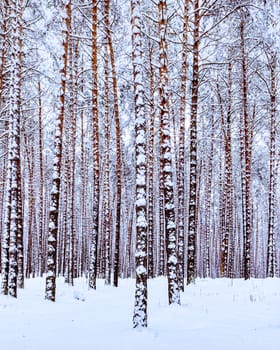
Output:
(1, 0), (280, 337)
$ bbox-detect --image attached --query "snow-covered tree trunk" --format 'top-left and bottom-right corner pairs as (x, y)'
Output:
(267, 52), (277, 278)
(2, 0), (24, 298)
(103, 32), (111, 286)
(45, 0), (71, 301)
(24, 135), (36, 279)
(224, 61), (234, 278)
(16, 9), (24, 289)
(131, 0), (148, 328)
(240, 14), (252, 280)
(187, 0), (200, 286)
(204, 112), (214, 278)
(65, 35), (77, 286)
(105, 0), (122, 289)
(88, 0), (100, 290)
(0, 0), (9, 113)
(147, 45), (155, 279)
(158, 0), (180, 305)
(217, 61), (234, 278)
(177, 0), (189, 291)
(38, 80), (44, 277)
(158, 186), (165, 276)
(1, 161), (11, 295)
(0, 4), (12, 286)
(79, 107), (87, 278)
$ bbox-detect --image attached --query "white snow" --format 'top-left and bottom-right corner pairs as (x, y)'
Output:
(136, 153), (146, 165)
(136, 213), (147, 228)
(136, 265), (147, 274)
(0, 277), (280, 350)
(136, 198), (146, 207)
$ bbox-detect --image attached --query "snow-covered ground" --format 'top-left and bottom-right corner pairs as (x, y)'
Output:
(0, 277), (279, 350)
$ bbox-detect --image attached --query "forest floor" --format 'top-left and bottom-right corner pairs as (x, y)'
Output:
(0, 276), (279, 350)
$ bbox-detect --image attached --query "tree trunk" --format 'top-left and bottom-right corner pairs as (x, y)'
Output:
(45, 0), (71, 302)
(158, 0), (180, 305)
(177, 0), (189, 291)
(131, 0), (148, 328)
(104, 0), (122, 288)
(88, 0), (100, 290)
(103, 30), (111, 286)
(267, 52), (277, 277)
(240, 14), (252, 280)
(187, 0), (200, 285)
